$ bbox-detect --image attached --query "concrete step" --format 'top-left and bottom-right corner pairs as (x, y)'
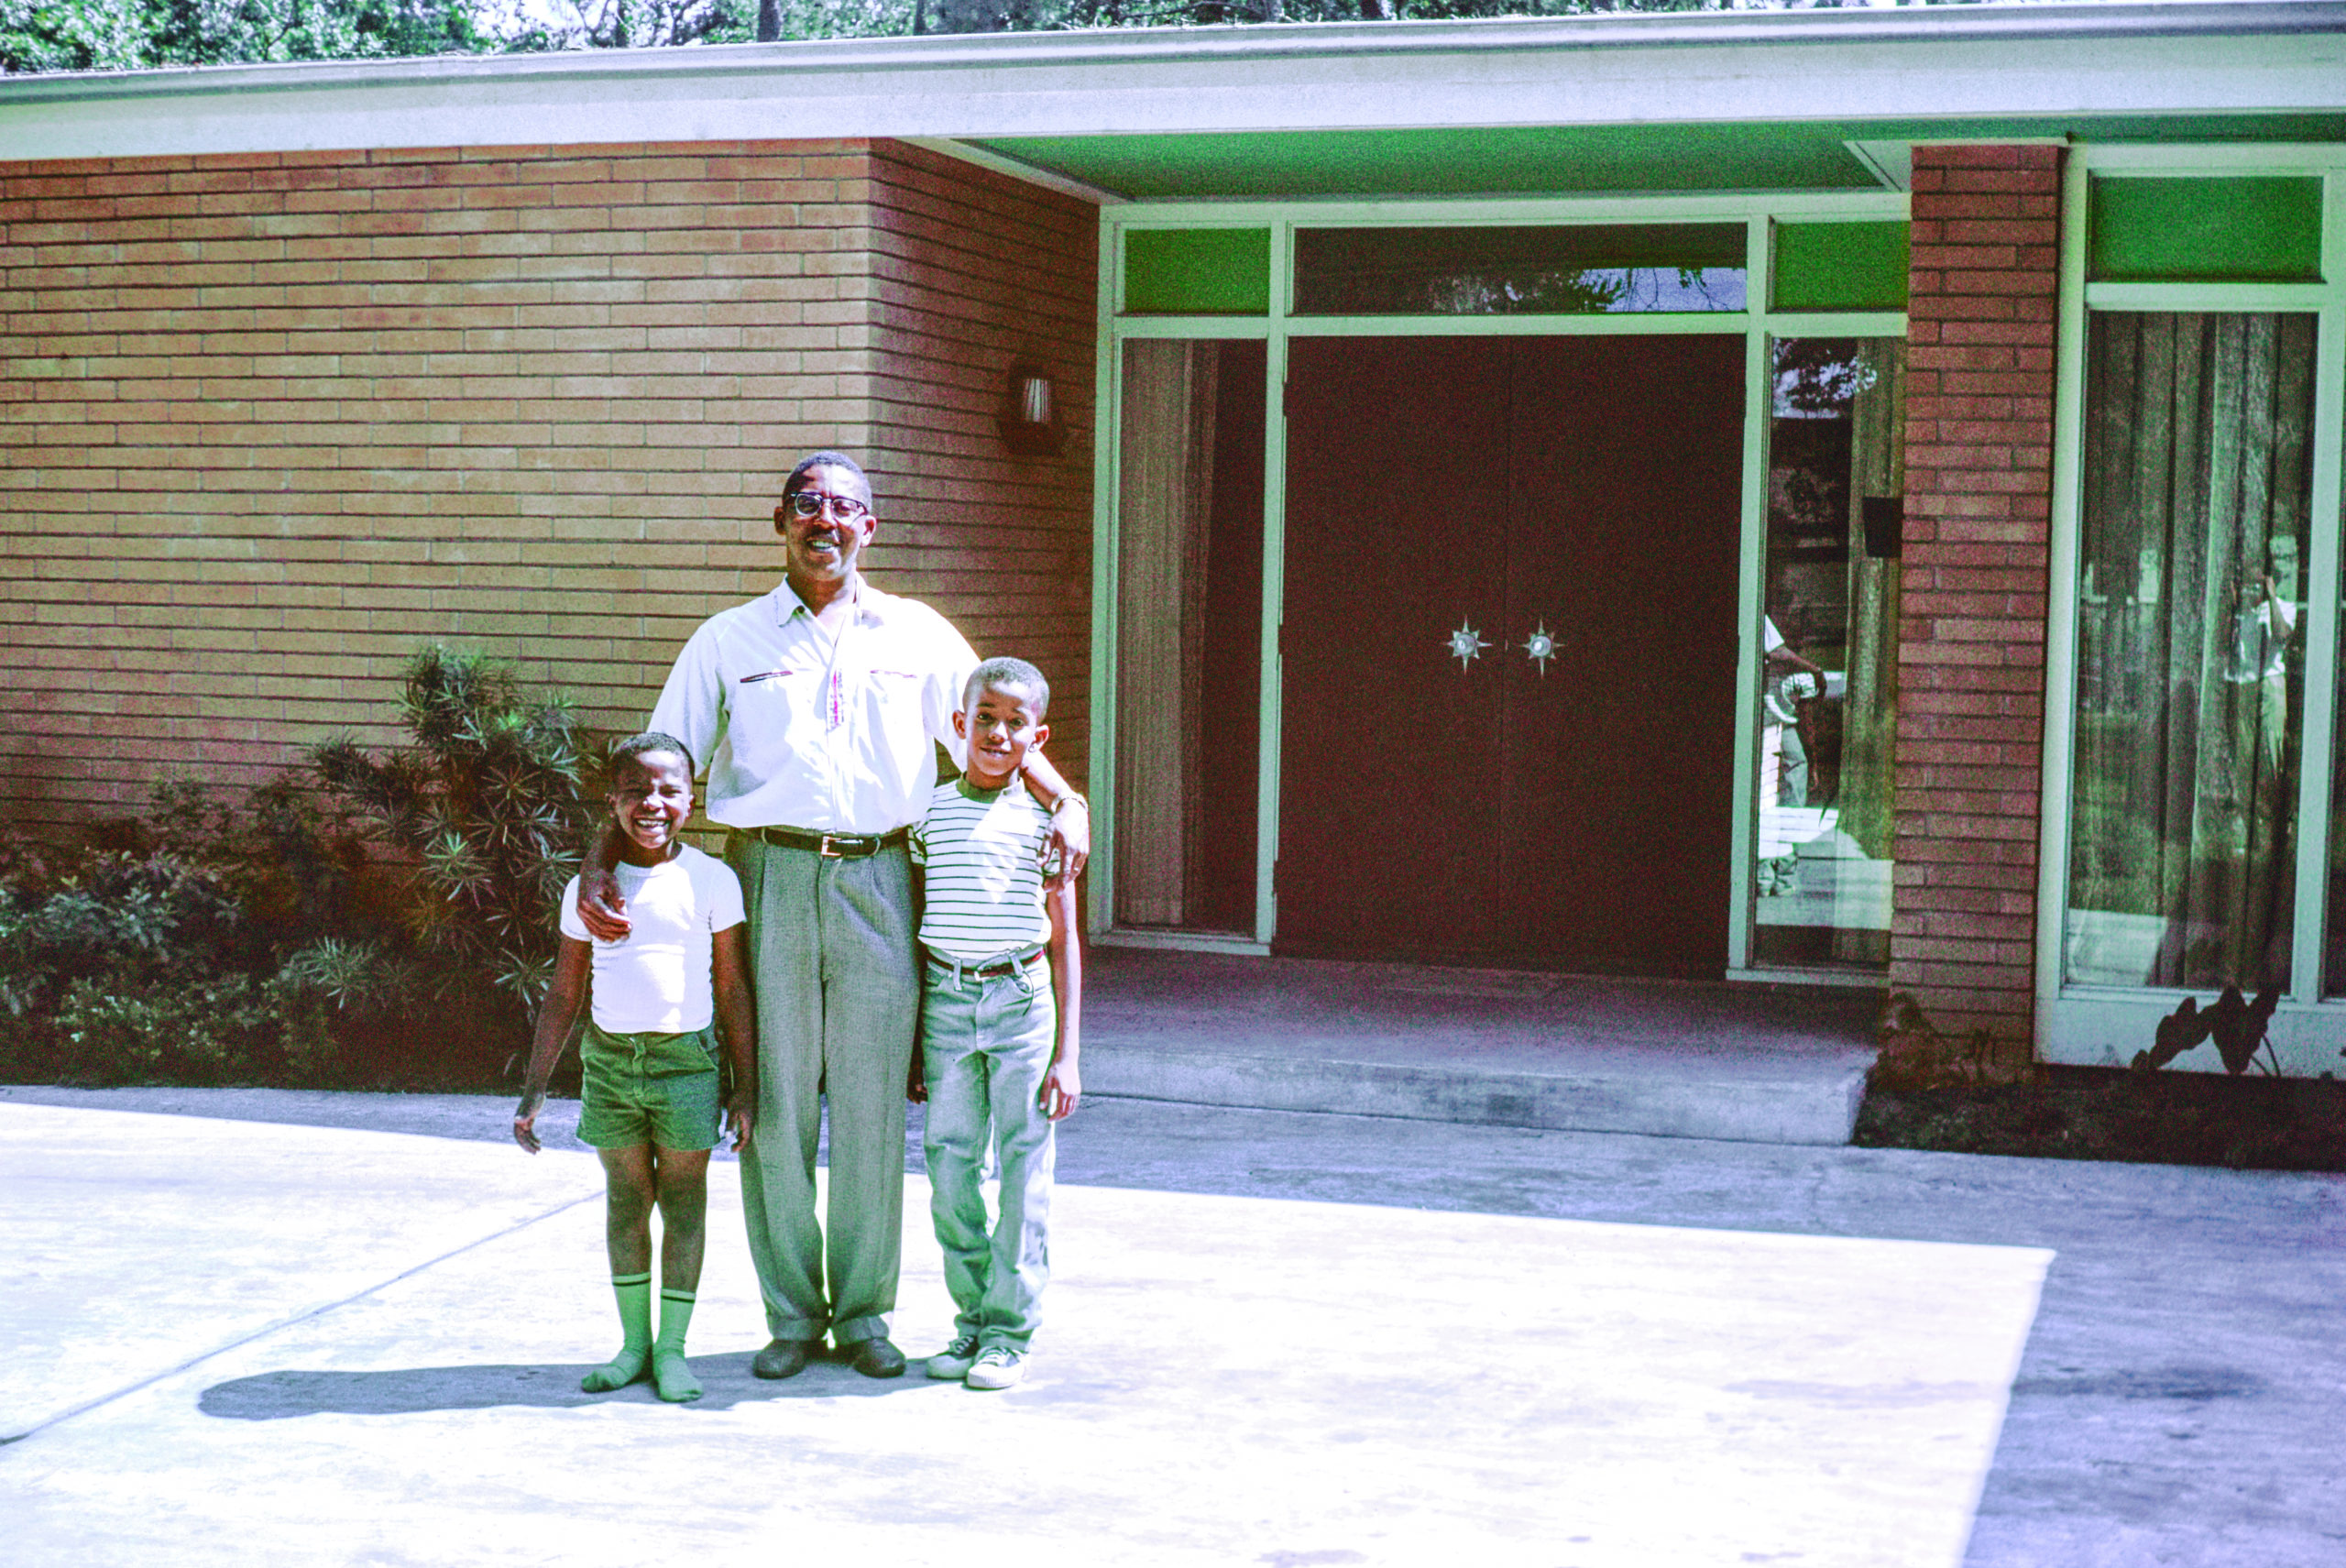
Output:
(1080, 947), (1880, 1146)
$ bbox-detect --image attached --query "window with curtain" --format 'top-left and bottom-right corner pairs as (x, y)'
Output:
(1113, 338), (1264, 933)
(2067, 312), (2316, 991)
(1750, 337), (1903, 970)
(2329, 482), (2346, 998)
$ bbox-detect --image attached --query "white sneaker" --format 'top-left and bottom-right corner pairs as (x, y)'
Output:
(926, 1333), (981, 1380)
(964, 1346), (1026, 1390)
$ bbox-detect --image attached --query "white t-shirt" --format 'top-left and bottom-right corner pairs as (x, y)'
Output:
(558, 844), (746, 1035)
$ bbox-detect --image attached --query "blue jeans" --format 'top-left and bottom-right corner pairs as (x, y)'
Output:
(921, 956), (1057, 1351)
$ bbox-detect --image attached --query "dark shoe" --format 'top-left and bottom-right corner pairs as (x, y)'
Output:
(840, 1336), (906, 1378)
(751, 1338), (819, 1380)
(926, 1332), (982, 1380)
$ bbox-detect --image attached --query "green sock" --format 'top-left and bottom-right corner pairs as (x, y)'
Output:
(652, 1289), (702, 1403)
(581, 1272), (653, 1393)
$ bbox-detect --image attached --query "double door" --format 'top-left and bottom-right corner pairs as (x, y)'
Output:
(1277, 334), (1744, 975)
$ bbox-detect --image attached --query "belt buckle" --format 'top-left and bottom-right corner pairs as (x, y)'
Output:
(817, 833), (846, 859)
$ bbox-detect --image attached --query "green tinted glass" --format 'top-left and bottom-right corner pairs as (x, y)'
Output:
(2089, 177), (2324, 282)
(1123, 228), (1272, 315)
(1772, 222), (1910, 312)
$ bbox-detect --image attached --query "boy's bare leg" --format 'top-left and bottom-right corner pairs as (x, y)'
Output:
(651, 1146), (712, 1403)
(584, 1146), (657, 1392)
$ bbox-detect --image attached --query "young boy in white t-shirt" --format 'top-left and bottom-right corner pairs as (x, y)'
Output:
(515, 732), (755, 1403)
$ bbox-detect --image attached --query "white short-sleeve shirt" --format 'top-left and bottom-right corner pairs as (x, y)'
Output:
(558, 845), (746, 1035)
(649, 581), (979, 834)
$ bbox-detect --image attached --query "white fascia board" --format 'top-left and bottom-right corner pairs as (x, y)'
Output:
(1, 3), (2341, 165)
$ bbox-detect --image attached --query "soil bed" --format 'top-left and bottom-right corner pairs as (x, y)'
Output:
(1856, 1063), (2346, 1173)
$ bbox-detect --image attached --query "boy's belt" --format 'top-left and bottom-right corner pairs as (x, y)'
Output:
(926, 946), (1047, 981)
(749, 825), (910, 859)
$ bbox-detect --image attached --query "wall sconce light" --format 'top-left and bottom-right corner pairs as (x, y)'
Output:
(998, 362), (1064, 456)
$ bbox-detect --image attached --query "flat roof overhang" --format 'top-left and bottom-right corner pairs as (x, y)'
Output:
(1, 0), (2341, 199)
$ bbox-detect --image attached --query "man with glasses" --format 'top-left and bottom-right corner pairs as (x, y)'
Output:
(575, 451), (1089, 1382)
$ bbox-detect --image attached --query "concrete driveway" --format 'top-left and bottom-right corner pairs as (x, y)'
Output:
(2, 1085), (2340, 1567)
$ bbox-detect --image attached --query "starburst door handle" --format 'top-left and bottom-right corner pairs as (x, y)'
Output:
(1521, 622), (1557, 675)
(1444, 620), (1492, 672)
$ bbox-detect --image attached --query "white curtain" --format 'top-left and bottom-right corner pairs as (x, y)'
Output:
(1114, 339), (1218, 927)
(2070, 312), (2314, 988)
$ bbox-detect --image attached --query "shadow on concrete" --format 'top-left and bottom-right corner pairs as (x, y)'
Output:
(198, 1353), (942, 1418)
(2008, 1364), (2270, 1403)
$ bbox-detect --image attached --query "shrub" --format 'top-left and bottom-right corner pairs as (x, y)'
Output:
(49, 971), (315, 1086)
(0, 847), (332, 1086)
(308, 643), (601, 1022)
(0, 643), (600, 1091)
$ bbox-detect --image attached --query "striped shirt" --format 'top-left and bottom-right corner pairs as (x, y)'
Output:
(910, 777), (1056, 965)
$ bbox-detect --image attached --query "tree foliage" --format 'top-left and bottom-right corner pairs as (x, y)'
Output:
(4, 0), (1983, 70)
(2, 0), (494, 71)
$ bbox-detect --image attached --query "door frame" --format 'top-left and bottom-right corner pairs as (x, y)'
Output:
(1088, 192), (1909, 980)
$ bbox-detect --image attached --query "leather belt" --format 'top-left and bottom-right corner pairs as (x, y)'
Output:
(926, 947), (1047, 980)
(749, 825), (910, 860)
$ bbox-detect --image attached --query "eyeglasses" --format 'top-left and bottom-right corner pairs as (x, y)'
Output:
(785, 490), (870, 522)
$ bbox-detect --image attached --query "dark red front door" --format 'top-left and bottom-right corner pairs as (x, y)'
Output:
(1278, 334), (1744, 976)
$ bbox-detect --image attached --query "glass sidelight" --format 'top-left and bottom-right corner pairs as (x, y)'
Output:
(2067, 312), (2316, 992)
(1112, 337), (1266, 935)
(1749, 337), (1905, 970)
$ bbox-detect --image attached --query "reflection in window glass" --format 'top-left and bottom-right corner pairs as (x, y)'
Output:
(1114, 338), (1265, 935)
(2329, 485), (2346, 996)
(1294, 225), (1746, 316)
(2068, 313), (2315, 991)
(1749, 337), (1903, 970)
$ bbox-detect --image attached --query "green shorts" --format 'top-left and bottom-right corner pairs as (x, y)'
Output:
(576, 1020), (722, 1152)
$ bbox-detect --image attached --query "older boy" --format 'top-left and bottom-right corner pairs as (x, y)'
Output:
(911, 656), (1082, 1391)
(515, 732), (756, 1404)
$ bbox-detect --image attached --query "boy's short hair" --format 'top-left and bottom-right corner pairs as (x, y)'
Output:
(964, 656), (1050, 718)
(783, 450), (868, 499)
(608, 730), (696, 779)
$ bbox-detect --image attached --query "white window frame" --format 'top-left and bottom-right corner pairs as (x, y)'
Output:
(2037, 143), (2346, 1073)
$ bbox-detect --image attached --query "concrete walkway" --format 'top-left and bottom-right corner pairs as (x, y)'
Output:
(5, 1084), (2341, 1567)
(1083, 947), (1879, 1144)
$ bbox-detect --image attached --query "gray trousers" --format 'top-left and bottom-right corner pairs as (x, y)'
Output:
(724, 834), (920, 1346)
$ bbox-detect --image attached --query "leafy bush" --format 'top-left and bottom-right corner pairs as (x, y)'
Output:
(308, 643), (600, 1019)
(49, 972), (335, 1086)
(0, 642), (599, 1091)
(0, 852), (247, 1019)
(0, 848), (331, 1085)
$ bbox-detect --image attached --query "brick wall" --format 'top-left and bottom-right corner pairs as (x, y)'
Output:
(0, 138), (1094, 837)
(1891, 143), (2064, 1051)
(864, 142), (1096, 769)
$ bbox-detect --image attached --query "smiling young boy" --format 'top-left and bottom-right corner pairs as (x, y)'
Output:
(910, 656), (1083, 1391)
(515, 732), (756, 1404)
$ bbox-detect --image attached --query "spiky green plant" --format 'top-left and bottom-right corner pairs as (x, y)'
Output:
(309, 644), (599, 1016)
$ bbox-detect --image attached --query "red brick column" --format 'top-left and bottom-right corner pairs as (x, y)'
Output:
(1890, 144), (2064, 1056)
